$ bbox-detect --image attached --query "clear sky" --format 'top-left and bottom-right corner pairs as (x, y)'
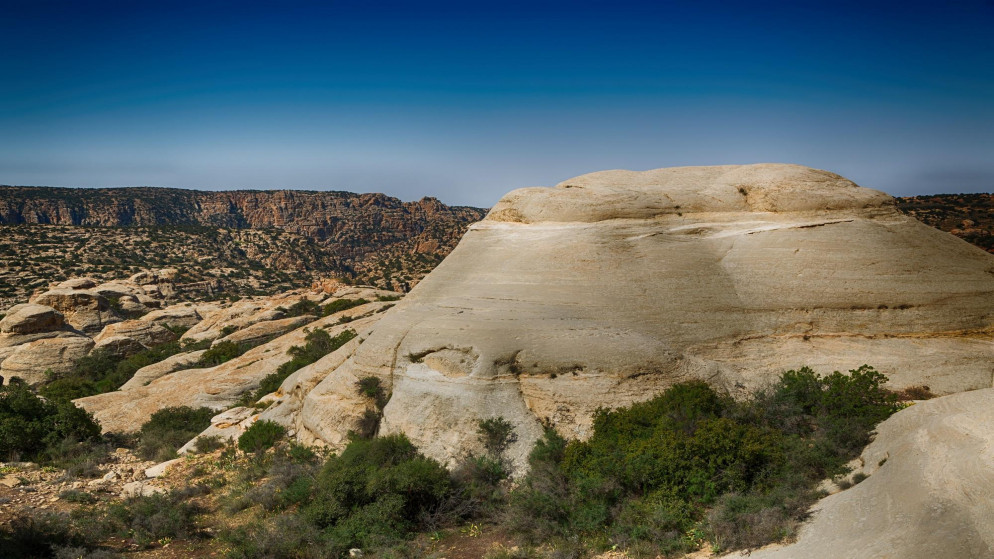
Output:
(1, 0), (992, 207)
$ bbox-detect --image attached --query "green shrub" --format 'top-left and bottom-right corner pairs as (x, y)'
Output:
(198, 341), (247, 367)
(238, 420), (287, 453)
(40, 340), (201, 401)
(193, 434), (226, 454)
(321, 298), (368, 317)
(303, 434), (451, 551)
(285, 298), (321, 317)
(0, 511), (94, 558)
(506, 368), (902, 555)
(477, 417), (517, 457)
(0, 380), (101, 463)
(137, 406), (215, 461)
(356, 376), (388, 409)
(99, 489), (205, 548)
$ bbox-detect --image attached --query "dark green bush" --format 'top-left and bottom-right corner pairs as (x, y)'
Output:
(356, 376), (388, 409)
(0, 380), (101, 463)
(197, 341), (247, 367)
(137, 406), (215, 461)
(303, 434), (451, 551)
(40, 339), (208, 401)
(0, 511), (94, 558)
(321, 298), (368, 317)
(285, 298), (321, 317)
(506, 367), (901, 555)
(238, 420), (287, 453)
(477, 417), (518, 457)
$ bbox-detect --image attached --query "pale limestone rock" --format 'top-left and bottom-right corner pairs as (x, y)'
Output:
(94, 319), (177, 349)
(120, 350), (207, 390)
(178, 407), (255, 454)
(31, 288), (120, 334)
(144, 458), (183, 478)
(130, 268), (179, 285)
(121, 481), (165, 498)
(178, 407), (254, 453)
(0, 303), (64, 334)
(211, 315), (317, 348)
(0, 334), (94, 384)
(287, 164), (994, 472)
(729, 389), (994, 559)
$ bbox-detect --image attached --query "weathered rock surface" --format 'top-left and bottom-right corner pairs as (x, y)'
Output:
(120, 350), (207, 390)
(273, 164), (994, 471)
(0, 303), (65, 334)
(179, 300), (289, 344)
(0, 334), (95, 384)
(94, 320), (177, 350)
(211, 315), (316, 348)
(730, 389), (994, 559)
(76, 300), (395, 432)
(31, 288), (119, 334)
(139, 304), (205, 329)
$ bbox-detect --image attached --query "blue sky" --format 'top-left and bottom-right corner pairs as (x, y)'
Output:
(1, 0), (992, 206)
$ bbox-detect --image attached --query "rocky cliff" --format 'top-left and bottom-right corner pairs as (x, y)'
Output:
(0, 186), (486, 261)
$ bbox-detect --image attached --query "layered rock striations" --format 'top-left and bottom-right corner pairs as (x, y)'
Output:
(257, 164), (994, 471)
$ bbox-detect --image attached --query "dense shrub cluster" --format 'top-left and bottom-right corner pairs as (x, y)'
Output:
(137, 406), (216, 462)
(250, 328), (357, 403)
(238, 420), (287, 453)
(197, 340), (249, 367)
(508, 365), (902, 554)
(0, 380), (101, 463)
(40, 338), (211, 402)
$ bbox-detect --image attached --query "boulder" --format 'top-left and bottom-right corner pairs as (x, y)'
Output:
(178, 407), (257, 453)
(31, 288), (120, 334)
(139, 304), (203, 330)
(180, 300), (279, 344)
(94, 320), (177, 349)
(732, 389), (994, 559)
(282, 164), (994, 471)
(92, 335), (147, 358)
(0, 334), (95, 385)
(0, 303), (64, 334)
(120, 350), (208, 390)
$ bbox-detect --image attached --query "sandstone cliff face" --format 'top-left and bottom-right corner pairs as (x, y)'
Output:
(256, 164), (994, 472)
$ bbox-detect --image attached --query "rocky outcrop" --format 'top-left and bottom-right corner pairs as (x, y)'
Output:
(211, 315), (316, 348)
(0, 304), (64, 334)
(731, 388), (994, 559)
(94, 320), (177, 351)
(139, 304), (211, 330)
(250, 164), (994, 472)
(0, 334), (95, 384)
(75, 298), (397, 432)
(30, 289), (119, 334)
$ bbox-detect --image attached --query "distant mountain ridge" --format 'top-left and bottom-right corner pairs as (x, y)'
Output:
(0, 186), (485, 256)
(0, 185), (488, 303)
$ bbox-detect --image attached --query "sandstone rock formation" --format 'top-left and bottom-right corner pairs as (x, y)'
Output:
(251, 164), (994, 472)
(31, 289), (119, 334)
(94, 320), (177, 351)
(0, 334), (95, 384)
(120, 350), (208, 390)
(730, 388), (994, 559)
(76, 297), (397, 432)
(0, 303), (64, 334)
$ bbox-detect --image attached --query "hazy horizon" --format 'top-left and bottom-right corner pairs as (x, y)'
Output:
(2, 0), (992, 207)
